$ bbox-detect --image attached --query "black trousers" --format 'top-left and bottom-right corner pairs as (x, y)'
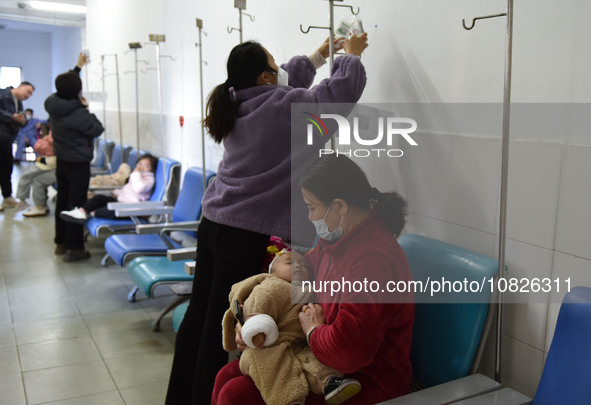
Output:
(82, 194), (117, 219)
(55, 160), (90, 250)
(166, 217), (270, 405)
(0, 139), (14, 198)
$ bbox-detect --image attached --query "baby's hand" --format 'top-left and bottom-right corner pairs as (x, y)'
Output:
(252, 332), (266, 349)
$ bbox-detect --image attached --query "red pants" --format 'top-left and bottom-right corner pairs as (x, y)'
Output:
(212, 360), (326, 405)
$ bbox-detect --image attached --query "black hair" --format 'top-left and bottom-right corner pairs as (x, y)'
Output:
(39, 122), (51, 137)
(137, 153), (158, 174)
(299, 155), (407, 237)
(25, 108), (33, 114)
(203, 41), (273, 143)
(20, 81), (35, 90)
(55, 72), (82, 100)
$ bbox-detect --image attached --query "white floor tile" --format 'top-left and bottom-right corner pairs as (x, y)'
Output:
(23, 361), (116, 404)
(19, 336), (101, 372)
(0, 372), (26, 405)
(13, 316), (90, 346)
(39, 391), (124, 405)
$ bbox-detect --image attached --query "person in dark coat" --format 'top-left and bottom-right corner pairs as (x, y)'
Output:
(0, 81), (35, 210)
(45, 53), (104, 262)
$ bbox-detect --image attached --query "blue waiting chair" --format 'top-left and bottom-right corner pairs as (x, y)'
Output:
(398, 234), (498, 389)
(376, 234), (500, 404)
(105, 144), (132, 174)
(85, 157), (180, 238)
(431, 286), (591, 405)
(126, 148), (150, 170)
(533, 286), (591, 404)
(102, 167), (215, 267)
(172, 301), (190, 332)
(90, 139), (115, 172)
(127, 257), (193, 331)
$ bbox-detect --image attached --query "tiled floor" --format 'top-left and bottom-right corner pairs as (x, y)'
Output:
(0, 163), (177, 405)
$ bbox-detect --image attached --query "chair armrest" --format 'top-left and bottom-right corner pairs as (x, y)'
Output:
(136, 221), (200, 235)
(106, 224), (139, 233)
(114, 206), (174, 218)
(167, 247), (197, 261)
(185, 261), (196, 275)
(450, 388), (532, 404)
(107, 201), (165, 210)
(376, 374), (501, 405)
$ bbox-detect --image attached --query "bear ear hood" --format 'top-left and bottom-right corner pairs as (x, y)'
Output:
(44, 94), (80, 118)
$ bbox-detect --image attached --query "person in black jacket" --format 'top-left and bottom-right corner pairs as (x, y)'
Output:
(0, 81), (35, 211)
(45, 53), (104, 262)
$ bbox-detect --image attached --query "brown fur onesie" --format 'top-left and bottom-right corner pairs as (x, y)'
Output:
(222, 273), (338, 405)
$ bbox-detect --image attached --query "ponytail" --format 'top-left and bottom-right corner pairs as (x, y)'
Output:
(203, 41), (272, 144)
(203, 82), (239, 144)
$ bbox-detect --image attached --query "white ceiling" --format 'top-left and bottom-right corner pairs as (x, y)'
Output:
(0, 0), (86, 28)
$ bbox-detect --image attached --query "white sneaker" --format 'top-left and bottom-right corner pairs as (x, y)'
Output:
(60, 207), (88, 224)
(23, 205), (49, 217)
(1, 196), (18, 209)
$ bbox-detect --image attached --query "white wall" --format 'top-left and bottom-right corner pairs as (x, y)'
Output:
(0, 27), (52, 119)
(85, 0), (591, 398)
(0, 20), (82, 120)
(50, 25), (83, 90)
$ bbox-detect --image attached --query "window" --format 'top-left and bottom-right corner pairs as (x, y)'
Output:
(0, 66), (22, 89)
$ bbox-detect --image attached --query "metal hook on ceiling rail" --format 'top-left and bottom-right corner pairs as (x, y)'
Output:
(299, 24), (330, 34)
(243, 12), (255, 22)
(462, 13), (507, 30)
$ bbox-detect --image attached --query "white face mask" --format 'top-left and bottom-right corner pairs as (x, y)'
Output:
(312, 202), (343, 241)
(276, 67), (289, 86)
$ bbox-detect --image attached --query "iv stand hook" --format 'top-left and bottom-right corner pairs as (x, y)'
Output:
(463, 13), (507, 30)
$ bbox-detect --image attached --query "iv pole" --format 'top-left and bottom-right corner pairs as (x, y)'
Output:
(299, 0), (360, 72)
(144, 34), (176, 205)
(227, 0), (255, 44)
(124, 42), (148, 152)
(100, 55), (108, 141)
(463, 0), (514, 383)
(100, 54), (124, 165)
(299, 0), (360, 148)
(195, 18), (208, 192)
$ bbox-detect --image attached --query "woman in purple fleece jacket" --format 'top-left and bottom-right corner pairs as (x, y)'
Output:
(166, 34), (368, 405)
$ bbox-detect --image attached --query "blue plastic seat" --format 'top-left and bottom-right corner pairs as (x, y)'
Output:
(128, 257), (192, 299)
(398, 234), (498, 389)
(85, 157), (180, 238)
(102, 167), (215, 267)
(422, 286), (591, 405)
(127, 256), (193, 331)
(172, 302), (189, 332)
(126, 148), (149, 170)
(90, 139), (114, 171)
(107, 144), (132, 174)
(533, 286), (591, 405)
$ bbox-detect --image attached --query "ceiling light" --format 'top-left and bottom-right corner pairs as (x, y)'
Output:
(29, 1), (87, 14)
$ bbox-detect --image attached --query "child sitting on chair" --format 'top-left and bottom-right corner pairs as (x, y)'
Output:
(222, 249), (361, 405)
(60, 153), (158, 223)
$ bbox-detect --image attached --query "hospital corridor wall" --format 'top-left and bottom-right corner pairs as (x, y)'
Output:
(84, 0), (591, 398)
(0, 0), (589, 401)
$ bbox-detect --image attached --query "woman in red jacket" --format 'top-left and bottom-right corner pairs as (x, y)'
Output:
(213, 155), (415, 405)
